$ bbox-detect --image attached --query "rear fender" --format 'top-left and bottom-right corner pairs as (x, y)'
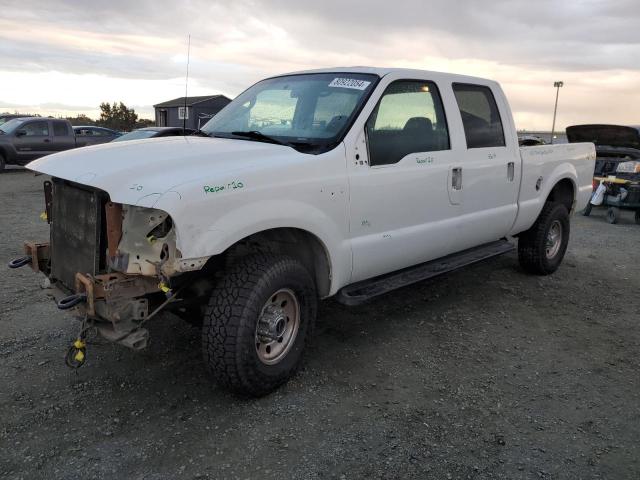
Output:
(510, 163), (578, 235)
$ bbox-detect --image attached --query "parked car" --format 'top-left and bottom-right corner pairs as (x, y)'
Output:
(567, 124), (640, 178)
(518, 134), (546, 147)
(567, 124), (640, 223)
(111, 126), (195, 142)
(0, 117), (78, 171)
(0, 114), (37, 126)
(73, 126), (121, 146)
(11, 67), (595, 396)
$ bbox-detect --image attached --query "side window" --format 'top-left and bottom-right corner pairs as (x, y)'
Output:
(366, 80), (450, 166)
(452, 83), (505, 148)
(53, 121), (69, 136)
(22, 121), (49, 136)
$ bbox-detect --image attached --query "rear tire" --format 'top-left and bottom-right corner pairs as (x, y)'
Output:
(635, 210), (640, 225)
(606, 207), (619, 224)
(202, 253), (317, 397)
(518, 202), (570, 275)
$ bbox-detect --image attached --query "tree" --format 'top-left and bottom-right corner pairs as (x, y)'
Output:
(135, 118), (155, 129)
(65, 114), (96, 126)
(97, 101), (138, 131)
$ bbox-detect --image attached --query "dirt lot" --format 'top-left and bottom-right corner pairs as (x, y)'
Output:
(1, 169), (639, 480)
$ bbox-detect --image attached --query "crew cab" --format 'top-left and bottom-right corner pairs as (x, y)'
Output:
(9, 68), (596, 396)
(0, 117), (78, 171)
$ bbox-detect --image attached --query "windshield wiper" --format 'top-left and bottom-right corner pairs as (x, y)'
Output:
(230, 130), (291, 147)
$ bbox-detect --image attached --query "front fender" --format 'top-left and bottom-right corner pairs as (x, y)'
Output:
(142, 142), (351, 293)
(169, 198), (351, 296)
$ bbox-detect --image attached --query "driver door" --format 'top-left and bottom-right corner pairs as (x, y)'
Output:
(347, 79), (460, 283)
(13, 120), (54, 162)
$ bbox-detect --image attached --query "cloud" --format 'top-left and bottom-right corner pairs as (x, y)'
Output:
(0, 0), (639, 128)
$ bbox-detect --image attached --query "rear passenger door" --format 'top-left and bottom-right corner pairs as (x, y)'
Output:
(51, 120), (76, 152)
(450, 83), (519, 243)
(348, 79), (459, 282)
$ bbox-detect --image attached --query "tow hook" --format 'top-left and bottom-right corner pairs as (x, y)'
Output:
(57, 293), (87, 310)
(8, 256), (32, 269)
(65, 316), (91, 370)
(65, 338), (87, 370)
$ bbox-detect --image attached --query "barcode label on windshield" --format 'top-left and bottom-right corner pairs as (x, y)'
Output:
(328, 78), (371, 90)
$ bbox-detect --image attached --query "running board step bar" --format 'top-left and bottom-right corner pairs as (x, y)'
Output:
(336, 239), (515, 306)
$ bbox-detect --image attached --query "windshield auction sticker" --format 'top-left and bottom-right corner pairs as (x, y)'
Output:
(328, 78), (371, 90)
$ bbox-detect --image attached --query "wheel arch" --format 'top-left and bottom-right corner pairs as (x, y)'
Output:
(545, 177), (576, 213)
(210, 227), (334, 298)
(510, 173), (579, 236)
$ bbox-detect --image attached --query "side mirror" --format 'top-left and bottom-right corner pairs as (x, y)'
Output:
(15, 129), (27, 137)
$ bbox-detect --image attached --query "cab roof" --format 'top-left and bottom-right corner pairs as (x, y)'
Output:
(279, 66), (498, 86)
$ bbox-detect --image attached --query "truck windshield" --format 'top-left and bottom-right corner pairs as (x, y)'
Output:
(0, 119), (22, 134)
(200, 72), (378, 153)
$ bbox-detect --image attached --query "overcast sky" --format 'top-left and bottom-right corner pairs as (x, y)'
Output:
(1, 0), (639, 130)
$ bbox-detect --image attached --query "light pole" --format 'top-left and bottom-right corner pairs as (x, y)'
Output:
(550, 81), (564, 144)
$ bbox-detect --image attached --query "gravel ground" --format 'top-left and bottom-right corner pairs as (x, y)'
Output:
(1, 169), (639, 480)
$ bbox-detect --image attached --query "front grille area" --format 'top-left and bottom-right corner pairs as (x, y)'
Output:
(50, 179), (107, 291)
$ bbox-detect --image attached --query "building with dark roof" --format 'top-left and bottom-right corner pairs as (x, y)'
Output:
(153, 95), (232, 130)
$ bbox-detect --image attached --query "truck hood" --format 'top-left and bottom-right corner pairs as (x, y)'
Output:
(27, 136), (298, 205)
(566, 124), (640, 150)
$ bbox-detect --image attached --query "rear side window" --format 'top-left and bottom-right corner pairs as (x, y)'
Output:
(53, 121), (70, 136)
(366, 80), (450, 166)
(452, 83), (505, 148)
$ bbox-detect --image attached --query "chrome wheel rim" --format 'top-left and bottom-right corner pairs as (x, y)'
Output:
(255, 288), (300, 365)
(545, 220), (562, 259)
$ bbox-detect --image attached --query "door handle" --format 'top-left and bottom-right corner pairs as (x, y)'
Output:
(451, 167), (462, 190)
(44, 139), (51, 143)
(507, 162), (515, 181)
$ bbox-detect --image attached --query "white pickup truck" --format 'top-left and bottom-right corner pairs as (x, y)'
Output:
(10, 67), (595, 396)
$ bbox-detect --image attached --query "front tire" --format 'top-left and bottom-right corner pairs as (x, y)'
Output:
(202, 254), (317, 396)
(0, 153), (6, 172)
(518, 202), (570, 275)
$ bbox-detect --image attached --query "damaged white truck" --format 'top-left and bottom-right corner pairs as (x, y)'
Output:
(9, 68), (595, 396)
